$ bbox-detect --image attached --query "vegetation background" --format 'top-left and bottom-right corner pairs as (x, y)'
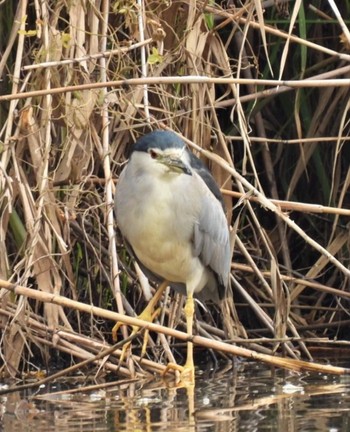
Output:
(0, 0), (349, 378)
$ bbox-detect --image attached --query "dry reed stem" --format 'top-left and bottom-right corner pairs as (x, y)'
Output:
(186, 145), (350, 279)
(1, 0), (349, 379)
(0, 301), (166, 378)
(22, 39), (153, 71)
(232, 263), (350, 301)
(2, 76), (350, 103)
(0, 279), (349, 376)
(223, 190), (350, 216)
(228, 136), (350, 144)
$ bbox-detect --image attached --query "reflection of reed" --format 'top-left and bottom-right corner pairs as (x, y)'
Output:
(196, 383), (347, 418)
(34, 379), (197, 431)
(2, 362), (348, 432)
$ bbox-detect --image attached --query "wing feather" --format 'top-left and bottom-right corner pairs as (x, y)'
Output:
(190, 155), (231, 293)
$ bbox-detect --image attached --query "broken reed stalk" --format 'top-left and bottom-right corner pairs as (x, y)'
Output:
(1, 279), (349, 376)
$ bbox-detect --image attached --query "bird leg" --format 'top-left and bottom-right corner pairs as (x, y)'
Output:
(163, 292), (195, 385)
(112, 280), (169, 364)
(182, 292), (195, 382)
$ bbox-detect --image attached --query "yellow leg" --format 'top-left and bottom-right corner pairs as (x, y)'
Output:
(182, 292), (195, 383)
(163, 292), (195, 385)
(112, 280), (168, 364)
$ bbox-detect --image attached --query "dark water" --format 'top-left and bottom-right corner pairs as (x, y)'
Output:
(1, 360), (350, 431)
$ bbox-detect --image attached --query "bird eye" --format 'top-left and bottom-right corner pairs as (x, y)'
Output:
(149, 149), (158, 159)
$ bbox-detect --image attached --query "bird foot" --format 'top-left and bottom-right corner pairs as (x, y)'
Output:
(163, 362), (195, 386)
(112, 306), (161, 365)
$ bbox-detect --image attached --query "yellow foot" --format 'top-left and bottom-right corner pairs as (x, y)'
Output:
(111, 306), (161, 365)
(163, 362), (195, 386)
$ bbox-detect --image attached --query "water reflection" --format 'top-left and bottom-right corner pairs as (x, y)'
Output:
(1, 360), (350, 431)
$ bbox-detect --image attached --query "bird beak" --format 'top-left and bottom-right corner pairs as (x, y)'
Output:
(158, 155), (192, 175)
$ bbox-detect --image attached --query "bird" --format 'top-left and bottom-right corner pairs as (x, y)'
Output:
(114, 130), (233, 384)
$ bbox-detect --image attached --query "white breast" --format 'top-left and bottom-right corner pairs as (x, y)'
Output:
(116, 156), (209, 294)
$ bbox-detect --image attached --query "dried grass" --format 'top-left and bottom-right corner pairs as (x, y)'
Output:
(0, 0), (349, 381)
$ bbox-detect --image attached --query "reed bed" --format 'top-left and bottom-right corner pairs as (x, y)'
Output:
(0, 0), (349, 382)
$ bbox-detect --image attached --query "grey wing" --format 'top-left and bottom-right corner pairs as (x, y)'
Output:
(192, 179), (231, 293)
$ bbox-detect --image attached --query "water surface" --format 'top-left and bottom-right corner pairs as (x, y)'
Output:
(1, 360), (349, 431)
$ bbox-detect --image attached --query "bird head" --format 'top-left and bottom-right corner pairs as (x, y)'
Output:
(131, 130), (192, 177)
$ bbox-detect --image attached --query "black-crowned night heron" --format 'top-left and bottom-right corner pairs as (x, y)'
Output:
(114, 130), (232, 384)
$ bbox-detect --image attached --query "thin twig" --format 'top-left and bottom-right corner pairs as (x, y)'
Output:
(21, 39), (153, 71)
